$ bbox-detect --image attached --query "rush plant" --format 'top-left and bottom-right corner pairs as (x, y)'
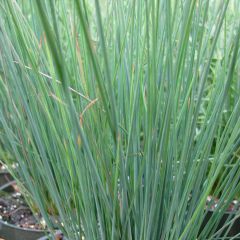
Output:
(0, 0), (240, 239)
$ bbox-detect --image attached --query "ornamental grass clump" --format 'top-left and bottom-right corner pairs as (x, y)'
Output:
(0, 0), (240, 239)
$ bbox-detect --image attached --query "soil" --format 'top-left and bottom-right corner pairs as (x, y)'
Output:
(206, 195), (240, 212)
(0, 163), (65, 239)
(0, 164), (6, 171)
(0, 162), (45, 230)
(0, 189), (45, 230)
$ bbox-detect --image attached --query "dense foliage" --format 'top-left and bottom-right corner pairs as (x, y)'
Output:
(0, 0), (240, 239)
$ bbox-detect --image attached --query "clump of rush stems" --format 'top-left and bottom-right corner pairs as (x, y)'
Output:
(0, 0), (240, 240)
